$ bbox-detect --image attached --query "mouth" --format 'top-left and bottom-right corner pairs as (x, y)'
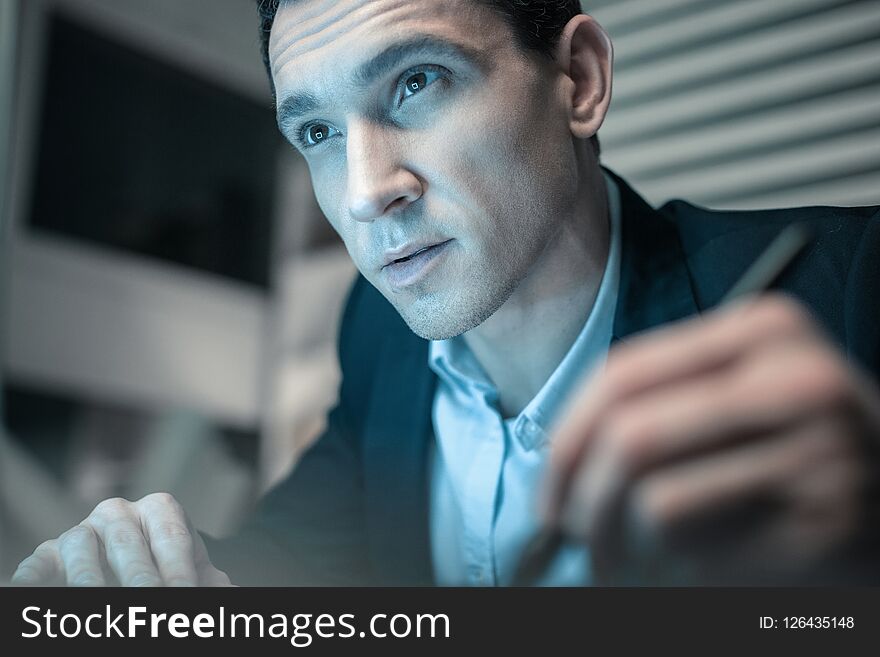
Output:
(382, 239), (453, 268)
(381, 239), (454, 289)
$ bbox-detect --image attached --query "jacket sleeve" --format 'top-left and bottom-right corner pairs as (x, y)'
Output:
(202, 277), (378, 586)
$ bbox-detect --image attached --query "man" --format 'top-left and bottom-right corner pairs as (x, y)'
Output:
(12, 0), (880, 586)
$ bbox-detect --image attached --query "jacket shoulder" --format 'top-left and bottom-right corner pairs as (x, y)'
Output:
(658, 198), (879, 259)
(657, 198), (878, 303)
(660, 198), (880, 373)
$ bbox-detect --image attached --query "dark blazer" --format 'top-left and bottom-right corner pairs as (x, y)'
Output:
(205, 170), (880, 586)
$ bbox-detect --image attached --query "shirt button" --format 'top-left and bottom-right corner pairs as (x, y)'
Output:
(519, 418), (544, 449)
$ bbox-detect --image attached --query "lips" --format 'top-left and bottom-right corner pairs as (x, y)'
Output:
(382, 239), (452, 269)
(381, 239), (453, 289)
(392, 245), (431, 263)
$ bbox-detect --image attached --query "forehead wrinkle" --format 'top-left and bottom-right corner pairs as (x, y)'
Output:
(270, 0), (495, 83)
(270, 0), (408, 78)
(277, 0), (356, 25)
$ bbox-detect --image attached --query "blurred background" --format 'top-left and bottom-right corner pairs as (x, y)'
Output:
(0, 0), (878, 577)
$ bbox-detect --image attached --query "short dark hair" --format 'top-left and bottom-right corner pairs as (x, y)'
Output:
(255, 0), (599, 155)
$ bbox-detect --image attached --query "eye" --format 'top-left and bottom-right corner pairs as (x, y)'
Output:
(301, 122), (340, 148)
(399, 67), (445, 103)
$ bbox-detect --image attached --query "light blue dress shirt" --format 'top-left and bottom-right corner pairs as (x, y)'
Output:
(428, 173), (623, 586)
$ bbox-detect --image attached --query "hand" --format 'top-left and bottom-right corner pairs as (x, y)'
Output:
(11, 492), (232, 587)
(541, 295), (880, 584)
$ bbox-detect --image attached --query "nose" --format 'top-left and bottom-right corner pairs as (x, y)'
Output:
(345, 120), (423, 222)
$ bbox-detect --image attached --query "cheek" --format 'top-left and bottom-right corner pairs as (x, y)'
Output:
(309, 167), (373, 268)
(439, 96), (572, 234)
(311, 165), (364, 254)
(309, 165), (342, 229)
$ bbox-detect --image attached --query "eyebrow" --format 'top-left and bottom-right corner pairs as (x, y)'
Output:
(276, 35), (487, 132)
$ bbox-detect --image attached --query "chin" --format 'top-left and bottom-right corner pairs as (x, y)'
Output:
(393, 284), (513, 341)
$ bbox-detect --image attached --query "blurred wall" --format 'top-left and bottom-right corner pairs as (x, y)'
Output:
(0, 0), (302, 570)
(0, 0), (353, 570)
(5, 0), (276, 427)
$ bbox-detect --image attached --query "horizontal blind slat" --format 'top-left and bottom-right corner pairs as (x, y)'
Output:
(601, 41), (880, 146)
(610, 0), (852, 66)
(702, 171), (880, 209)
(607, 86), (880, 178)
(610, 2), (880, 106)
(631, 127), (880, 204)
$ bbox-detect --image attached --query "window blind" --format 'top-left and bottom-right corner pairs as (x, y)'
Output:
(589, 0), (880, 209)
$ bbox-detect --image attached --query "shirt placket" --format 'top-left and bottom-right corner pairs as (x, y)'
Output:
(461, 407), (505, 586)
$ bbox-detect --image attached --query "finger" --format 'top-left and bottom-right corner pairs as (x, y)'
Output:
(11, 540), (61, 586)
(58, 525), (106, 587)
(88, 510), (163, 587)
(591, 337), (847, 490)
(557, 334), (854, 540)
(596, 417), (846, 553)
(543, 296), (820, 521)
(190, 530), (233, 586)
(139, 494), (198, 586)
(198, 564), (234, 587)
(620, 447), (862, 584)
(590, 294), (819, 414)
(725, 455), (866, 572)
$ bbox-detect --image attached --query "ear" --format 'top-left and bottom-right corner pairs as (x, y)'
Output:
(555, 15), (613, 140)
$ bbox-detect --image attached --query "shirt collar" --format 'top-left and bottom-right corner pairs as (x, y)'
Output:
(429, 172), (623, 451)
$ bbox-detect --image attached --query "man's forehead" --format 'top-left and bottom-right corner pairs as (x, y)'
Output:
(268, 0), (499, 82)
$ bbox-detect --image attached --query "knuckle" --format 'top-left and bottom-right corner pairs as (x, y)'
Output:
(59, 524), (94, 547)
(795, 349), (851, 408)
(141, 491), (176, 507)
(602, 412), (652, 476)
(105, 525), (147, 552)
(601, 350), (633, 399)
(13, 542), (58, 583)
(152, 521), (193, 545)
(11, 565), (39, 583)
(127, 570), (161, 587)
(69, 572), (102, 587)
(14, 555), (37, 573)
(138, 492), (184, 518)
(93, 497), (131, 519)
(756, 295), (812, 334)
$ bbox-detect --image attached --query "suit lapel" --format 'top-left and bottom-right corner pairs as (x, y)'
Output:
(362, 332), (436, 585)
(608, 170), (702, 342)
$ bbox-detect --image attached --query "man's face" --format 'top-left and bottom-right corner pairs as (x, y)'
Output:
(270, 0), (580, 339)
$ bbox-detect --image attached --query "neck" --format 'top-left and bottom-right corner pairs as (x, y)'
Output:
(464, 163), (611, 418)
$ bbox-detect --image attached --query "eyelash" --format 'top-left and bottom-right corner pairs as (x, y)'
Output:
(294, 64), (450, 150)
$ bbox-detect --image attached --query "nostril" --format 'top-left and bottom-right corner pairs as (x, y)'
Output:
(385, 196), (410, 214)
